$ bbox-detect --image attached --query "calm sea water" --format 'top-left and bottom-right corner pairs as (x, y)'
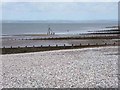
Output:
(2, 22), (117, 35)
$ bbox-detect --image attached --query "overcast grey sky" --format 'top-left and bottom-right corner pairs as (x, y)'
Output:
(1, 2), (118, 21)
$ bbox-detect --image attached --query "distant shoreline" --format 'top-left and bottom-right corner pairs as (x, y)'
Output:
(2, 28), (119, 37)
(2, 20), (118, 23)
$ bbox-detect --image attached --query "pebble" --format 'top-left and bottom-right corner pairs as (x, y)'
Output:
(1, 46), (119, 88)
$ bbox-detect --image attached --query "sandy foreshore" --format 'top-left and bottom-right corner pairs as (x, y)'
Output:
(1, 46), (119, 88)
(2, 33), (119, 48)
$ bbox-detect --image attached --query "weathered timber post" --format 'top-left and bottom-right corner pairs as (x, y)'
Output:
(113, 42), (116, 45)
(72, 44), (74, 48)
(64, 44), (66, 46)
(41, 45), (43, 48)
(88, 43), (90, 46)
(33, 45), (35, 48)
(80, 43), (81, 46)
(48, 45), (51, 50)
(64, 44), (66, 48)
(56, 44), (58, 47)
(96, 43), (98, 46)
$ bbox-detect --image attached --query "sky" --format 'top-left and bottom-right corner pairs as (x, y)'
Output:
(1, 2), (118, 21)
(1, 0), (120, 2)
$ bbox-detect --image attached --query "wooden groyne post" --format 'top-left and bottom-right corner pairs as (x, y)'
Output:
(41, 45), (43, 48)
(72, 44), (74, 48)
(64, 44), (66, 48)
(105, 43), (107, 45)
(56, 44), (58, 47)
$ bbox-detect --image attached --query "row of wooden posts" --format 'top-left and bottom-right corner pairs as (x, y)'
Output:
(5, 35), (118, 41)
(2, 42), (117, 49)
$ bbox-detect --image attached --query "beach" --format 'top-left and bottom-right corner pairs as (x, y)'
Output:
(1, 2), (119, 89)
(2, 33), (119, 48)
(1, 46), (118, 88)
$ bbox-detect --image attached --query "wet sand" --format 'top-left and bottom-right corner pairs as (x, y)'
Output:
(2, 37), (119, 48)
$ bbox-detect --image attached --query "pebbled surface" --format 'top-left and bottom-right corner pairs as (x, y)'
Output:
(1, 46), (119, 88)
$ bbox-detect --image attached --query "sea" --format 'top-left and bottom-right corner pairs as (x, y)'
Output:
(1, 21), (118, 35)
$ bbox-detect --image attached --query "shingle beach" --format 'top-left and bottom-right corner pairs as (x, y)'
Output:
(1, 46), (118, 88)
